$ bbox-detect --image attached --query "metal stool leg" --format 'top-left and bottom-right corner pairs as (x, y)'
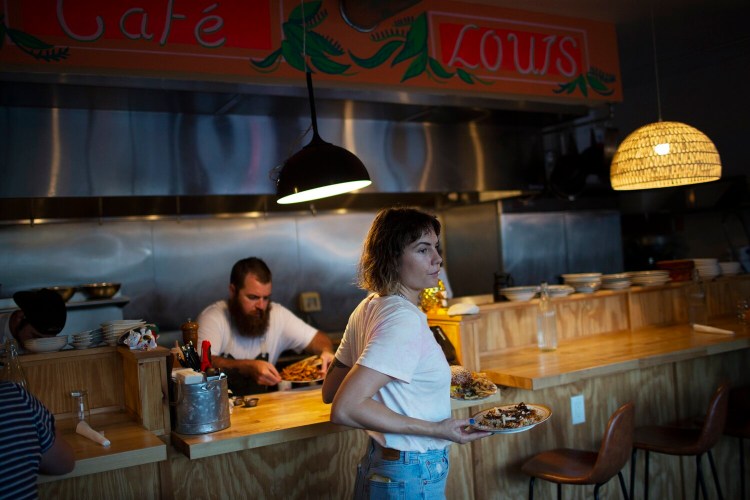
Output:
(594, 483), (601, 500)
(617, 470), (630, 500)
(740, 437), (746, 500)
(557, 482), (562, 500)
(707, 449), (723, 500)
(696, 453), (709, 500)
(644, 450), (650, 500)
(528, 476), (535, 500)
(630, 448), (637, 500)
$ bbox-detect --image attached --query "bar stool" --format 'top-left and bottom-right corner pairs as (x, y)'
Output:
(725, 386), (750, 499)
(521, 402), (634, 500)
(630, 382), (729, 500)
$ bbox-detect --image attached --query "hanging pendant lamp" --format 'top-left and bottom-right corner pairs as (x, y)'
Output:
(274, 1), (371, 205)
(276, 72), (371, 204)
(610, 8), (721, 190)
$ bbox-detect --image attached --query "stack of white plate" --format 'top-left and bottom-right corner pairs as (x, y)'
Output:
(601, 273), (632, 290)
(71, 329), (104, 349)
(101, 319), (146, 345)
(24, 336), (68, 353)
(561, 273), (602, 293)
(547, 285), (575, 297)
(629, 270), (671, 286)
(718, 261), (741, 276)
(500, 286), (539, 302)
(693, 258), (721, 280)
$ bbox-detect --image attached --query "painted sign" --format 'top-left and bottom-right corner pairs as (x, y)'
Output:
(0, 0), (621, 103)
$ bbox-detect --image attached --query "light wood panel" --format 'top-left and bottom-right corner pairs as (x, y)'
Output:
(20, 347), (123, 416)
(39, 463), (163, 500)
(119, 347), (171, 436)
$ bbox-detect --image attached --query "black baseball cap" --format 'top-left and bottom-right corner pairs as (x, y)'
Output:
(13, 289), (67, 336)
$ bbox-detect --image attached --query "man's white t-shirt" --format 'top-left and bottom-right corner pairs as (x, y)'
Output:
(196, 300), (317, 365)
(336, 294), (452, 453)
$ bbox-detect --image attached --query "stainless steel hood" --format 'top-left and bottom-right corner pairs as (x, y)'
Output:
(0, 72), (595, 210)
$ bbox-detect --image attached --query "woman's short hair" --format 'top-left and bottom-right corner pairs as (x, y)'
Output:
(358, 207), (441, 295)
(231, 257), (272, 289)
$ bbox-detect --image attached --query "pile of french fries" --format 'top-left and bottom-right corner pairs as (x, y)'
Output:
(280, 355), (322, 382)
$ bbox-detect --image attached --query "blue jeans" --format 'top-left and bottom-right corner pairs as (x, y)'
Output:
(353, 439), (450, 499)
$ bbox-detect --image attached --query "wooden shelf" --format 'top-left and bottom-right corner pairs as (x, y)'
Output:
(0, 296), (130, 314)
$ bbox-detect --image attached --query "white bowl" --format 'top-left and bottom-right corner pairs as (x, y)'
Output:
(24, 336), (68, 353)
(501, 286), (539, 301)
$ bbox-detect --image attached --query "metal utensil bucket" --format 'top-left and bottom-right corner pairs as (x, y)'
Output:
(172, 377), (230, 435)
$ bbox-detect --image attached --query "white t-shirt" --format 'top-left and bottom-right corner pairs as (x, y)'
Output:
(196, 300), (317, 365)
(336, 294), (452, 452)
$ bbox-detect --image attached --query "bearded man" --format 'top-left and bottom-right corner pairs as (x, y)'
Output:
(197, 257), (334, 394)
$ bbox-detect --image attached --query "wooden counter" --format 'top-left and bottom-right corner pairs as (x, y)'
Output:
(171, 386), (503, 460)
(481, 316), (750, 390)
(39, 419), (166, 483)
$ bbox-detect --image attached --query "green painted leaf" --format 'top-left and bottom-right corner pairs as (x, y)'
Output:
(310, 53), (350, 74)
(577, 76), (588, 97)
(307, 31), (343, 56)
(401, 51), (427, 82)
(350, 40), (402, 69)
(393, 13), (427, 66)
(7, 28), (52, 50)
(281, 39), (305, 72)
(428, 57), (453, 79)
(289, 1), (321, 24)
(250, 48), (282, 69)
(283, 22), (304, 49)
(586, 73), (614, 96)
(456, 68), (474, 84)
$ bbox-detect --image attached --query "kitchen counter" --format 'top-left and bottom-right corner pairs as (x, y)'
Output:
(480, 316), (749, 390)
(170, 386), (502, 460)
(38, 418), (166, 483)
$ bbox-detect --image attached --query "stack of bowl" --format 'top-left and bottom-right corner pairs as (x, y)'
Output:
(601, 273), (632, 290)
(718, 261), (741, 275)
(656, 259), (695, 282)
(101, 319), (146, 345)
(561, 273), (602, 293)
(500, 286), (539, 302)
(629, 270), (670, 286)
(23, 336), (68, 353)
(547, 284), (575, 297)
(693, 258), (720, 280)
(71, 329), (104, 349)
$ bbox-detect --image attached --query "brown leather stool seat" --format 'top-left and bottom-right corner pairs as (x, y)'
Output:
(631, 382), (729, 500)
(522, 402), (634, 500)
(725, 386), (750, 499)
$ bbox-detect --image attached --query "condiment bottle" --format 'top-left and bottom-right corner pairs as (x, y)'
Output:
(536, 282), (558, 351)
(181, 318), (199, 346)
(1, 339), (28, 388)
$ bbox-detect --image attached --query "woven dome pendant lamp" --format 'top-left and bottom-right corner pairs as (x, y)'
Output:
(610, 8), (721, 190)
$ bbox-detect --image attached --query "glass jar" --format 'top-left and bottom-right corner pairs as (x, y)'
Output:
(1, 339), (28, 388)
(536, 282), (558, 351)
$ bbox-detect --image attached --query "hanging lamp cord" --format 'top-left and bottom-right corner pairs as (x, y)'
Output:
(301, 0), (320, 138)
(650, 4), (663, 122)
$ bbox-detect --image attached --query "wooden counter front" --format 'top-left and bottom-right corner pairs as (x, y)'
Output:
(480, 317), (749, 390)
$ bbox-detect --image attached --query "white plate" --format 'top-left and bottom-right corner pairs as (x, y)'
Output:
(471, 403), (552, 434)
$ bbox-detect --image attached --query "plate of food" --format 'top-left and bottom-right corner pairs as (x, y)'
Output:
(280, 355), (324, 383)
(450, 365), (498, 400)
(470, 402), (552, 434)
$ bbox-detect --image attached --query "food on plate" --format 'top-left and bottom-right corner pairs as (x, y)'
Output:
(450, 365), (498, 400)
(475, 402), (544, 430)
(280, 355), (322, 382)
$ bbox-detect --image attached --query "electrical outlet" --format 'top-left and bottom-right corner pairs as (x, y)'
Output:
(571, 394), (586, 425)
(299, 291), (321, 313)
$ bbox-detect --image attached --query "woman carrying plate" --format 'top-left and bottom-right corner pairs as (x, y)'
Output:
(322, 207), (491, 499)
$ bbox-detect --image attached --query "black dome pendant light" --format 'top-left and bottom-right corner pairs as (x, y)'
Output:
(275, 3), (371, 205)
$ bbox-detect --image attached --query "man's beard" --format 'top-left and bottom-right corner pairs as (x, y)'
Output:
(228, 297), (271, 338)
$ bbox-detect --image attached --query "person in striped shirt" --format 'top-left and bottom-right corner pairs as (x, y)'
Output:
(0, 382), (74, 499)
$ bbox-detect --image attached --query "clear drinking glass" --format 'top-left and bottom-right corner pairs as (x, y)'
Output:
(71, 389), (90, 424)
(537, 282), (558, 351)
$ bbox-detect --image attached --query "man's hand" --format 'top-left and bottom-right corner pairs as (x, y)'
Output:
(245, 359), (282, 386)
